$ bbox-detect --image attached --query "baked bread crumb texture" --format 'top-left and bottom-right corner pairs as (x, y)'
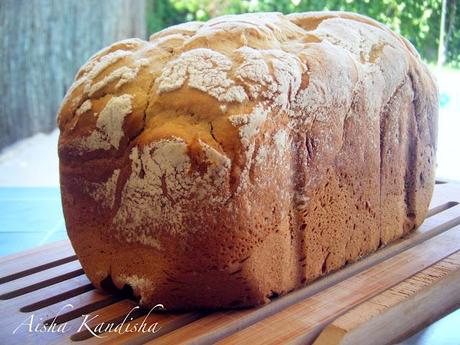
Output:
(58, 11), (438, 310)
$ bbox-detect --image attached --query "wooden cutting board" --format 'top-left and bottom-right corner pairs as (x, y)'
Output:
(0, 181), (459, 345)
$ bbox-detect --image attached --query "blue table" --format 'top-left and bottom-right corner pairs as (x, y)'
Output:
(0, 187), (68, 256)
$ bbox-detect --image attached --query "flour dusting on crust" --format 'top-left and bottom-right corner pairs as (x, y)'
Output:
(234, 47), (306, 110)
(69, 99), (92, 130)
(84, 169), (120, 209)
(230, 106), (268, 148)
(157, 48), (247, 103)
(70, 94), (133, 152)
(86, 58), (149, 97)
(273, 129), (289, 153)
(80, 50), (133, 82)
(113, 138), (231, 244)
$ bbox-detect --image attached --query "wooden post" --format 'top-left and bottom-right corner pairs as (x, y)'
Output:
(0, 0), (146, 150)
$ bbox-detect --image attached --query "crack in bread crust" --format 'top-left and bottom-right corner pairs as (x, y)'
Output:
(58, 11), (438, 310)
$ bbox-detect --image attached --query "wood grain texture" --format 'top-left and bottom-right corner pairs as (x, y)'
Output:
(0, 260), (83, 297)
(67, 310), (204, 345)
(314, 251), (460, 345)
(0, 276), (93, 345)
(0, 0), (146, 149)
(0, 240), (75, 281)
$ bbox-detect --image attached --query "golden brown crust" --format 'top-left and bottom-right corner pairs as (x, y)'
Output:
(58, 11), (438, 310)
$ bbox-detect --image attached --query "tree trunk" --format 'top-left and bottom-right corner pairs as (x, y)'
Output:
(437, 0), (447, 67)
(0, 0), (146, 150)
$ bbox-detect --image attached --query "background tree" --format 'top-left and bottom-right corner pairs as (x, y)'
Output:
(0, 0), (146, 150)
(148, 0), (459, 67)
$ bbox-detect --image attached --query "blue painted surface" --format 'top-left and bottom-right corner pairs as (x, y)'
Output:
(0, 187), (68, 256)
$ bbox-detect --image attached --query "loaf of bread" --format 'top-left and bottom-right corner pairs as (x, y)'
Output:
(58, 11), (438, 310)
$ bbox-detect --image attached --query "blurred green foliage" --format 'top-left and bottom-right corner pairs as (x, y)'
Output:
(147, 0), (459, 67)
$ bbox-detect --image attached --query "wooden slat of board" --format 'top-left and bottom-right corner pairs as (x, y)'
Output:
(0, 240), (74, 266)
(1, 276), (204, 345)
(313, 251), (460, 345)
(0, 290), (113, 345)
(69, 311), (205, 345)
(18, 275), (93, 313)
(416, 203), (460, 233)
(38, 290), (115, 325)
(1, 274), (91, 312)
(0, 240), (76, 283)
(213, 225), (460, 345)
(0, 260), (83, 297)
(0, 275), (93, 345)
(430, 180), (460, 208)
(149, 223), (460, 345)
(56, 300), (204, 345)
(1, 299), (146, 345)
(63, 299), (142, 337)
(0, 235), (207, 343)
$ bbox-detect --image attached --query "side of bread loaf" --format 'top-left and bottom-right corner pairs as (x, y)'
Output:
(58, 11), (438, 310)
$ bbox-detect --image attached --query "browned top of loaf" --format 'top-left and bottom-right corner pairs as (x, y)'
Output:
(57, 11), (433, 156)
(57, 12), (437, 241)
